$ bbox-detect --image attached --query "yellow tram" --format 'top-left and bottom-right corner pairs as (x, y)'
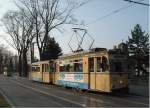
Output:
(30, 48), (129, 92)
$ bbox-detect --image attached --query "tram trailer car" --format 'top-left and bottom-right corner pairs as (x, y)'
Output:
(31, 61), (50, 83)
(30, 48), (129, 93)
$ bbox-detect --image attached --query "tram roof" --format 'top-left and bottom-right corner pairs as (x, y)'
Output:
(32, 60), (50, 65)
(59, 48), (108, 59)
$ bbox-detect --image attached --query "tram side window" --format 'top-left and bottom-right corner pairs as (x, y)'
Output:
(49, 65), (54, 72)
(89, 58), (94, 72)
(45, 64), (49, 72)
(59, 60), (83, 72)
(74, 60), (83, 72)
(66, 64), (70, 72)
(32, 67), (40, 72)
(60, 65), (65, 72)
(59, 64), (70, 72)
(36, 67), (40, 72)
(49, 62), (55, 72)
(70, 63), (74, 72)
(32, 67), (35, 72)
(97, 57), (101, 72)
(52, 63), (56, 72)
(53, 63), (56, 72)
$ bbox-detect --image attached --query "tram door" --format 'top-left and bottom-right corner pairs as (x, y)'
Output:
(49, 61), (55, 84)
(42, 63), (50, 83)
(89, 58), (96, 89)
(89, 57), (109, 91)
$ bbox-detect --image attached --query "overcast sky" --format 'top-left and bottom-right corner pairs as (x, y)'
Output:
(0, 0), (149, 56)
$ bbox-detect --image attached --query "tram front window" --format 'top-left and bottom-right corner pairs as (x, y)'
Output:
(97, 57), (109, 72)
(102, 57), (109, 72)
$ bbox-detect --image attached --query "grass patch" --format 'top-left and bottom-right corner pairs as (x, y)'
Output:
(0, 93), (10, 107)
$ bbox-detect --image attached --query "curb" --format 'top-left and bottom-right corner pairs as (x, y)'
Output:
(0, 88), (15, 108)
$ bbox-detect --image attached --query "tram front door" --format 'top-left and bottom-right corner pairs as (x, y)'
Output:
(89, 58), (96, 90)
(89, 57), (110, 92)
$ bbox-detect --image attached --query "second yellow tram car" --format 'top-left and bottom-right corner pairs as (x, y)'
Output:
(31, 61), (51, 83)
(31, 48), (129, 92)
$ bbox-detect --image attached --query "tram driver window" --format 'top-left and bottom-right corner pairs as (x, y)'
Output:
(102, 57), (109, 72)
(97, 57), (109, 72)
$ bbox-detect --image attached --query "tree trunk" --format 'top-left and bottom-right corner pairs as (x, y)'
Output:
(39, 48), (43, 61)
(18, 53), (22, 76)
(22, 51), (28, 77)
(40, 52), (44, 61)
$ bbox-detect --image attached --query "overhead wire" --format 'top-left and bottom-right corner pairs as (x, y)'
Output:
(124, 0), (150, 6)
(85, 0), (144, 26)
(66, 0), (146, 52)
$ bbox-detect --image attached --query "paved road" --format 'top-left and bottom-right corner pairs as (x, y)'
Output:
(129, 84), (149, 97)
(0, 75), (149, 107)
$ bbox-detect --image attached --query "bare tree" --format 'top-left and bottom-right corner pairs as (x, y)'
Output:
(0, 44), (14, 75)
(2, 10), (34, 76)
(18, 0), (90, 60)
(0, 45), (6, 74)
